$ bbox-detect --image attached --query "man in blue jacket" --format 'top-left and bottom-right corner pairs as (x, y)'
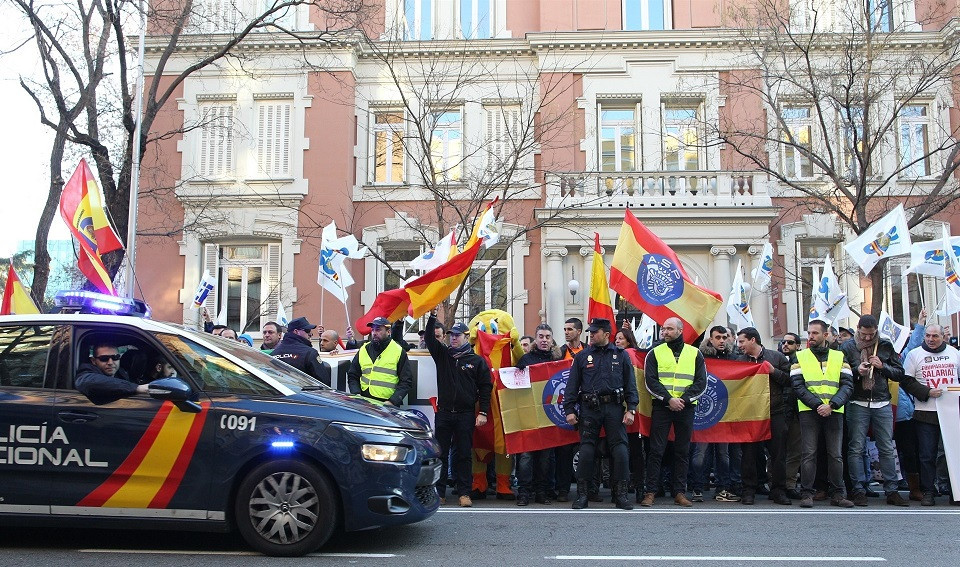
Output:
(271, 316), (331, 385)
(76, 343), (149, 405)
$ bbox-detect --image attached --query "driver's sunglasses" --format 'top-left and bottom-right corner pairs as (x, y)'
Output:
(781, 340), (797, 345)
(95, 354), (122, 362)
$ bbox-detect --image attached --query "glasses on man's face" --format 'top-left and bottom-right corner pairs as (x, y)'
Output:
(782, 340), (796, 346)
(95, 354), (121, 362)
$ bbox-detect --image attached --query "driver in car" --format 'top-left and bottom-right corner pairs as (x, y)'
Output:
(75, 342), (150, 404)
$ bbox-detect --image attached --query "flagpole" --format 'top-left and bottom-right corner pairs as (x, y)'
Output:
(335, 266), (351, 328)
(320, 285), (325, 325)
(124, 0), (147, 298)
(916, 273), (924, 311)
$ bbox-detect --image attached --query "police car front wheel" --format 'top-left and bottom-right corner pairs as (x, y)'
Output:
(235, 459), (338, 556)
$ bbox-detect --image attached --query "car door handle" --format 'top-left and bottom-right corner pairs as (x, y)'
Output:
(58, 410), (100, 423)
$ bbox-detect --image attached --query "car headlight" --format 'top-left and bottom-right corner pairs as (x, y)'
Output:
(361, 444), (409, 462)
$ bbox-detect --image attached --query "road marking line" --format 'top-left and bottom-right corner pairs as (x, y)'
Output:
(79, 550), (400, 558)
(438, 508), (960, 515)
(549, 556), (885, 562)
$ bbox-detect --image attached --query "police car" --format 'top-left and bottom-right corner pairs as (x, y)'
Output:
(0, 292), (441, 556)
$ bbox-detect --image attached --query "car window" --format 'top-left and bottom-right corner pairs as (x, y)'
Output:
(154, 333), (282, 396)
(0, 325), (55, 388)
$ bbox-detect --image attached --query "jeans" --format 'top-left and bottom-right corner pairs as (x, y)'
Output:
(915, 419), (942, 493)
(690, 443), (730, 492)
(517, 449), (552, 497)
(784, 407), (802, 489)
(799, 410), (845, 498)
(846, 403), (899, 494)
(645, 404), (695, 495)
(434, 411), (475, 497)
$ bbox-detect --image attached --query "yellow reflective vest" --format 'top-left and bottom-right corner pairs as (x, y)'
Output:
(796, 348), (845, 413)
(653, 342), (698, 404)
(358, 340), (403, 401)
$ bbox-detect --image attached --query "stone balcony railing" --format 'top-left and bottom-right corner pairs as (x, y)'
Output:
(544, 170), (772, 209)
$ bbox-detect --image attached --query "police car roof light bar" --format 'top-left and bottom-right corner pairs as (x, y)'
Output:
(54, 290), (151, 318)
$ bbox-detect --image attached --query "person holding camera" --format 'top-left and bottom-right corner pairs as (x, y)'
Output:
(638, 317), (707, 508)
(563, 318), (639, 510)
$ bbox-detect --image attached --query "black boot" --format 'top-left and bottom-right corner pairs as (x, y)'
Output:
(572, 481), (589, 509)
(614, 481), (634, 510)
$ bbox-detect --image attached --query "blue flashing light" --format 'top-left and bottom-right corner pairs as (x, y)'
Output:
(271, 440), (295, 449)
(54, 290), (150, 317)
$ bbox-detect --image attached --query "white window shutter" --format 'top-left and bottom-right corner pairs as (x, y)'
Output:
(266, 243), (281, 320)
(199, 104), (234, 178)
(202, 243), (220, 314)
(257, 101), (292, 176)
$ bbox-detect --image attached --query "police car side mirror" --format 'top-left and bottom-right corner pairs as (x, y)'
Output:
(148, 378), (202, 413)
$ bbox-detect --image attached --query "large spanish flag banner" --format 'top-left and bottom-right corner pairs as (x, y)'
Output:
(1, 264), (40, 315)
(610, 208), (722, 343)
(628, 349), (770, 442)
(355, 287), (411, 332)
(59, 159), (124, 294)
(405, 238), (482, 318)
(588, 232), (615, 324)
(475, 330), (517, 454)
(497, 359), (580, 454)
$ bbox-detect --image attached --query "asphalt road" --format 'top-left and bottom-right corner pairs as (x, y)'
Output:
(2, 494), (958, 566)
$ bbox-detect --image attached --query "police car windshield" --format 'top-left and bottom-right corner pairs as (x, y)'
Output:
(177, 329), (326, 392)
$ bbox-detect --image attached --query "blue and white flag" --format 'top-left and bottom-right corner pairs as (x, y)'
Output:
(318, 221), (367, 304)
(905, 237), (960, 277)
(411, 229), (456, 271)
(191, 270), (216, 310)
(844, 204), (912, 275)
(808, 253), (851, 326)
(878, 310), (909, 352)
(726, 259), (755, 330)
(634, 314), (656, 350)
(276, 302), (289, 327)
(751, 242), (775, 290)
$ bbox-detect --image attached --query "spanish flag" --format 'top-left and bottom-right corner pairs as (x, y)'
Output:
(1, 264), (40, 315)
(497, 359), (580, 454)
(628, 350), (771, 443)
(354, 287), (411, 332)
(588, 232), (615, 324)
(475, 330), (517, 454)
(610, 208), (722, 343)
(59, 159), (124, 294)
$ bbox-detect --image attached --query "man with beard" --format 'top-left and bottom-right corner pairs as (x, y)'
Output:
(424, 311), (491, 507)
(347, 317), (413, 406)
(271, 317), (331, 385)
(515, 323), (561, 506)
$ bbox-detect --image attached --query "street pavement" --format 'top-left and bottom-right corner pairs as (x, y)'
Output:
(1, 490), (958, 566)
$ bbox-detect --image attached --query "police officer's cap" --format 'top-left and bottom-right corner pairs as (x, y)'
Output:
(368, 316), (392, 329)
(287, 317), (317, 333)
(587, 318), (612, 333)
(447, 322), (469, 335)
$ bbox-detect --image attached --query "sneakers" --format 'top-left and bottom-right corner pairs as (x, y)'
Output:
(715, 490), (741, 502)
(459, 495), (473, 507)
(674, 493), (693, 507)
(800, 496), (814, 508)
(639, 492), (655, 507)
(691, 490), (704, 502)
(831, 496), (855, 508)
(852, 492), (868, 507)
(886, 492), (909, 507)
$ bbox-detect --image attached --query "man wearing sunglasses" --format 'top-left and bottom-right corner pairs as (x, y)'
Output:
(75, 342), (149, 405)
(779, 332), (803, 499)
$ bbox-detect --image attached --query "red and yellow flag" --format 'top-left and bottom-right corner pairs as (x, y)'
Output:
(610, 208), (722, 343)
(1, 264), (40, 315)
(355, 288), (411, 333)
(628, 350), (771, 442)
(588, 232), (615, 324)
(475, 330), (517, 454)
(497, 359), (580, 454)
(59, 159), (124, 294)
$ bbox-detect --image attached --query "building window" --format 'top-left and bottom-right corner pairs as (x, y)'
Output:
(382, 246), (421, 291)
(868, 0), (894, 31)
(792, 0), (917, 33)
(781, 105), (813, 179)
(623, 0), (669, 30)
(485, 105), (521, 172)
(460, 0), (491, 38)
(458, 247), (508, 320)
(662, 102), (703, 171)
(202, 243), (281, 334)
(599, 107), (638, 172)
(404, 0), (433, 40)
(255, 99), (292, 177)
(259, 0), (297, 29)
(899, 104), (931, 178)
(840, 106), (873, 180)
(197, 102), (235, 179)
(372, 111), (406, 184)
(192, 0), (238, 33)
(430, 110), (462, 182)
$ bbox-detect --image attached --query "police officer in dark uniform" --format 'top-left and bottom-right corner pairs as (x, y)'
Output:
(563, 317), (639, 510)
(271, 316), (331, 385)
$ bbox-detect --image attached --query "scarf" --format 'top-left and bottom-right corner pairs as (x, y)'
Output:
(855, 331), (879, 391)
(448, 342), (474, 359)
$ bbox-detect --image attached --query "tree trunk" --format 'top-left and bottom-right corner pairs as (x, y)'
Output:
(30, 135), (67, 308)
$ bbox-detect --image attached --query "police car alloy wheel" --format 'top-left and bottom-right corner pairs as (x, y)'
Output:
(235, 459), (337, 556)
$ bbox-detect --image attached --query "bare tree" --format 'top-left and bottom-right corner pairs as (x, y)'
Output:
(709, 0), (960, 314)
(13, 0), (373, 304)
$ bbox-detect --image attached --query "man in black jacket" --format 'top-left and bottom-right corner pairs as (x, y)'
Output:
(564, 318), (639, 510)
(839, 314), (907, 507)
(515, 323), (560, 506)
(425, 312), (492, 507)
(271, 317), (331, 385)
(736, 327), (793, 505)
(76, 343), (150, 405)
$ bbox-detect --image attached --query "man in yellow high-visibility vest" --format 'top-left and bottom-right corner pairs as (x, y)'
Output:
(791, 318), (854, 508)
(347, 317), (413, 406)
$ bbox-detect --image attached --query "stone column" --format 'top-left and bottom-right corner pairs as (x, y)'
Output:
(578, 245), (595, 323)
(711, 246), (737, 330)
(749, 245), (772, 341)
(543, 246), (568, 334)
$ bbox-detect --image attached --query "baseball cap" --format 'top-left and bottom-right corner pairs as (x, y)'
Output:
(368, 316), (391, 328)
(447, 322), (469, 335)
(587, 318), (612, 333)
(287, 317), (317, 333)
